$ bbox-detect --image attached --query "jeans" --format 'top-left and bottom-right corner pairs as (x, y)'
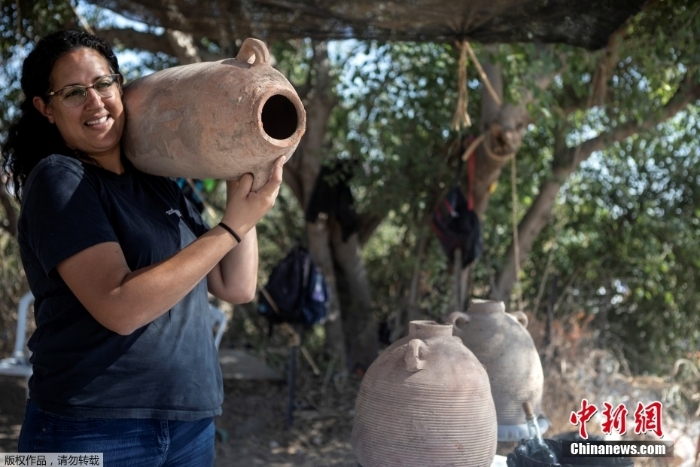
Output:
(18, 400), (215, 467)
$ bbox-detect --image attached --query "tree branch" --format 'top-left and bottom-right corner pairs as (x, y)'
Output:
(294, 43), (315, 101)
(357, 213), (384, 245)
(590, 33), (620, 107)
(491, 70), (700, 302)
(98, 28), (176, 57)
(557, 83), (591, 116)
(99, 27), (226, 64)
(165, 29), (202, 64)
(576, 70), (700, 167)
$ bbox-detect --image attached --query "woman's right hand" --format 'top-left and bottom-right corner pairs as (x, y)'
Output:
(220, 156), (284, 236)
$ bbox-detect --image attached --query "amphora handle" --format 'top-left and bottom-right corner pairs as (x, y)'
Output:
(236, 38), (271, 67)
(509, 311), (529, 328)
(404, 339), (428, 372)
(446, 311), (470, 331)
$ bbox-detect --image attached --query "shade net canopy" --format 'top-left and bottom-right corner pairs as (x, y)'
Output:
(92, 0), (647, 50)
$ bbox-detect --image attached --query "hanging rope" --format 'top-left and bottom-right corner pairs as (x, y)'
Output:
(511, 155), (523, 311)
(70, 1), (96, 35)
(451, 41), (471, 131)
(451, 41), (518, 309)
(463, 42), (502, 107)
(461, 131), (516, 163)
(461, 134), (483, 162)
(459, 130), (521, 309)
(532, 220), (564, 316)
(451, 41), (503, 132)
(482, 130), (516, 162)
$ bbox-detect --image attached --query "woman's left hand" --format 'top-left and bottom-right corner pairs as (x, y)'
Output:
(219, 156), (284, 238)
(206, 161), (284, 304)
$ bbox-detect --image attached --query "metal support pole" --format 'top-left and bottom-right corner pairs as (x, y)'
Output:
(453, 248), (463, 311)
(286, 345), (297, 429)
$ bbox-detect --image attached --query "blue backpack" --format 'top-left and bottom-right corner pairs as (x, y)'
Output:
(258, 246), (329, 329)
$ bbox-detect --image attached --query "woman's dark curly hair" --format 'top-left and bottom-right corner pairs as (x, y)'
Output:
(1, 29), (121, 202)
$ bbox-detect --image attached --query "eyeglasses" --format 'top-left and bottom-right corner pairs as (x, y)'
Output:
(47, 74), (122, 107)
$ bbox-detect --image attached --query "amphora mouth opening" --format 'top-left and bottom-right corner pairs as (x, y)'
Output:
(261, 94), (300, 141)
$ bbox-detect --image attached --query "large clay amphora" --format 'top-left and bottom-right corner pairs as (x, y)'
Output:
(122, 38), (306, 191)
(352, 321), (497, 467)
(447, 300), (544, 426)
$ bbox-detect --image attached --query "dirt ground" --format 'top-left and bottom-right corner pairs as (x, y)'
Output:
(2, 348), (697, 467)
(0, 376), (25, 453)
(0, 371), (588, 467)
(213, 377), (360, 467)
(0, 373), (360, 466)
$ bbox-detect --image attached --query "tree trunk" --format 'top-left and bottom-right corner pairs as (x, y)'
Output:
(0, 179), (18, 237)
(455, 48), (529, 304)
(470, 54), (528, 217)
(283, 42), (349, 374)
(330, 221), (378, 372)
(306, 216), (347, 374)
(407, 234), (429, 321)
(286, 42), (379, 372)
(283, 42), (379, 373)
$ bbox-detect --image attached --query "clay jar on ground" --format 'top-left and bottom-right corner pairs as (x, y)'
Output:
(352, 320), (497, 467)
(447, 300), (544, 426)
(122, 38), (306, 191)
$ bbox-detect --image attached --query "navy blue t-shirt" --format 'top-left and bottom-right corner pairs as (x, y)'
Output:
(18, 154), (223, 420)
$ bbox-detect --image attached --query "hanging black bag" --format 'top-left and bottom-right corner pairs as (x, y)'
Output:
(430, 148), (483, 268)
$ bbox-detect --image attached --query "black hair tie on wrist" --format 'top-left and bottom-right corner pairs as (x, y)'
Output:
(218, 222), (241, 244)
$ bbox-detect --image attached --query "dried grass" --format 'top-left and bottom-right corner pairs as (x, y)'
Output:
(526, 312), (700, 467)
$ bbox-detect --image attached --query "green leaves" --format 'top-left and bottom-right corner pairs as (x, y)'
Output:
(1, 0), (698, 374)
(322, 0), (700, 373)
(0, 0), (74, 143)
(555, 117), (700, 372)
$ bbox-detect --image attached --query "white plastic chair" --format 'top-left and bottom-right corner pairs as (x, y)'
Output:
(208, 304), (230, 443)
(208, 305), (227, 350)
(0, 292), (34, 397)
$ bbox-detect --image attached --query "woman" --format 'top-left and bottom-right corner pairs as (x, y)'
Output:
(1, 29), (282, 465)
